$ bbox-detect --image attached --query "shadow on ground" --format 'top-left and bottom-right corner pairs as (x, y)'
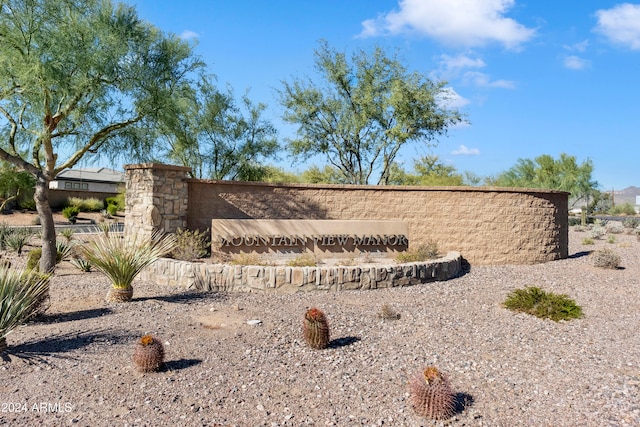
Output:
(163, 359), (202, 371)
(568, 251), (592, 259)
(329, 336), (361, 348)
(453, 392), (475, 415)
(136, 291), (223, 304)
(2, 329), (131, 363)
(35, 307), (113, 324)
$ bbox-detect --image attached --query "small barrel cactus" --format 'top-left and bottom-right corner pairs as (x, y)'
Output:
(409, 366), (456, 420)
(133, 335), (165, 372)
(303, 307), (330, 349)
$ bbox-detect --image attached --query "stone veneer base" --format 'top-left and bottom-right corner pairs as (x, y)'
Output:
(141, 251), (463, 293)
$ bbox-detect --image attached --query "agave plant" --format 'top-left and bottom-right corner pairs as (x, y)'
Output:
(0, 266), (50, 353)
(81, 231), (176, 302)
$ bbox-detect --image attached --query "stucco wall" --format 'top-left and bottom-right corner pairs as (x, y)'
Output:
(187, 180), (568, 265)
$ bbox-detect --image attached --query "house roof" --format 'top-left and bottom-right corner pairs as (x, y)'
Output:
(55, 168), (125, 183)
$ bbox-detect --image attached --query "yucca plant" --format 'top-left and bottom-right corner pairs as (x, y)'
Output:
(58, 228), (75, 243)
(5, 227), (34, 256)
(70, 256), (92, 272)
(0, 266), (50, 353)
(81, 231), (176, 302)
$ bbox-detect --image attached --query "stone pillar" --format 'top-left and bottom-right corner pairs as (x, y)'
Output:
(124, 163), (192, 238)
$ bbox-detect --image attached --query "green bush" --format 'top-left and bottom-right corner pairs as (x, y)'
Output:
(68, 197), (103, 212)
(62, 206), (80, 220)
(105, 193), (125, 211)
(18, 199), (36, 211)
(609, 202), (637, 216)
(503, 286), (583, 322)
(26, 247), (65, 270)
(106, 204), (118, 216)
(581, 237), (594, 245)
(622, 217), (640, 229)
(26, 248), (41, 271)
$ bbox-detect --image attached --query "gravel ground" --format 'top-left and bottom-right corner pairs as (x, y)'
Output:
(1, 227), (639, 427)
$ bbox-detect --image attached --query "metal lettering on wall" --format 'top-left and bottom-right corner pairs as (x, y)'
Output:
(220, 234), (409, 247)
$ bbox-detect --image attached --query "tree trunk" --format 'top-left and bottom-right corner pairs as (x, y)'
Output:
(34, 175), (57, 273)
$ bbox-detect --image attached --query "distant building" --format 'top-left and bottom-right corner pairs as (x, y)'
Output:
(48, 167), (124, 208)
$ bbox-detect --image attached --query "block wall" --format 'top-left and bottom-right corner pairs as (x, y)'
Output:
(187, 180), (568, 265)
(122, 164), (568, 266)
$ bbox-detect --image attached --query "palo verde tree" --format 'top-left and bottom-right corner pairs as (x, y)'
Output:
(493, 153), (599, 208)
(159, 75), (279, 181)
(0, 0), (202, 272)
(279, 40), (464, 185)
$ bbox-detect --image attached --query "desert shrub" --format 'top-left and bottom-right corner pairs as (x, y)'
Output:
(503, 286), (583, 322)
(605, 222), (625, 234)
(26, 247), (66, 270)
(609, 202), (637, 216)
(573, 225), (585, 232)
(588, 226), (606, 240)
(286, 253), (317, 267)
(396, 241), (439, 263)
(581, 237), (594, 245)
(62, 206), (80, 220)
(622, 217), (640, 229)
(607, 235), (616, 244)
(591, 248), (621, 269)
(378, 303), (401, 320)
(230, 253), (266, 266)
(170, 228), (210, 261)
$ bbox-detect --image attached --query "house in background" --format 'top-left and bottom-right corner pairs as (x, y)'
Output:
(48, 167), (124, 208)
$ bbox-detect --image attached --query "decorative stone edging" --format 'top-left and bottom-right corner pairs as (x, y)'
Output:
(141, 252), (463, 293)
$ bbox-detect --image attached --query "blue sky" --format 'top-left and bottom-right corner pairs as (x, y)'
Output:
(129, 0), (640, 190)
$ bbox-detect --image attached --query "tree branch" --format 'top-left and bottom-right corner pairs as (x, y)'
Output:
(55, 115), (143, 173)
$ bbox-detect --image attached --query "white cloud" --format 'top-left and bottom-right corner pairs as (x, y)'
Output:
(563, 39), (589, 52)
(436, 54), (486, 78)
(594, 3), (640, 49)
(462, 71), (516, 89)
(563, 55), (591, 70)
(179, 30), (199, 40)
(359, 0), (535, 49)
(452, 145), (480, 155)
(437, 87), (470, 108)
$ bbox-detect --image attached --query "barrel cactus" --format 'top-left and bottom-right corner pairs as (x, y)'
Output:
(133, 335), (165, 372)
(408, 366), (456, 420)
(303, 307), (330, 349)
